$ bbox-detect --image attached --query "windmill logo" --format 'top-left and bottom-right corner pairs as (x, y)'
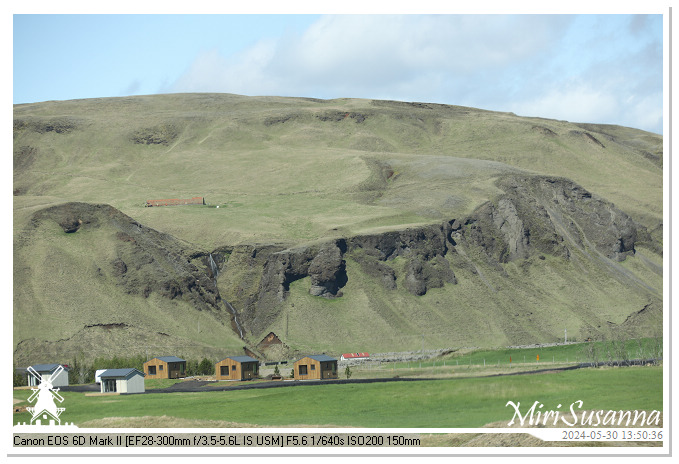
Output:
(25, 365), (66, 426)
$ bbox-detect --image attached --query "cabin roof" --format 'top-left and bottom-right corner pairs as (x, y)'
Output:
(342, 353), (370, 358)
(100, 368), (145, 378)
(221, 356), (258, 363)
(299, 355), (337, 363)
(151, 356), (186, 363)
(29, 363), (70, 372)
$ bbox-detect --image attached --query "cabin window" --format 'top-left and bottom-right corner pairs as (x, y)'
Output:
(233, 364), (237, 371)
(299, 365), (308, 375)
(311, 364), (315, 370)
(148, 366), (156, 375)
(159, 365), (164, 371)
(221, 366), (229, 376)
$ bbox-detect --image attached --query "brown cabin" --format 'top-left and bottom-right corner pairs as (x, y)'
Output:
(294, 355), (338, 380)
(215, 356), (259, 381)
(143, 356), (186, 379)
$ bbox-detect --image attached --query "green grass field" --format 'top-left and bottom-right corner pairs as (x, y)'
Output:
(13, 365), (662, 429)
(323, 338), (664, 381)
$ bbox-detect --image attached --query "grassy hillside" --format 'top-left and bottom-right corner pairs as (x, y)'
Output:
(13, 93), (663, 363)
(13, 93), (662, 247)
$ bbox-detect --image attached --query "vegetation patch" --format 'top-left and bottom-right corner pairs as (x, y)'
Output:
(130, 124), (179, 145)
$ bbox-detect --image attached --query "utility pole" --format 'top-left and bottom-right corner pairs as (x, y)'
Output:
(565, 328), (567, 344)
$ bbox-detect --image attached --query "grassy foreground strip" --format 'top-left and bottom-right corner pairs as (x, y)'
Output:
(13, 365), (661, 428)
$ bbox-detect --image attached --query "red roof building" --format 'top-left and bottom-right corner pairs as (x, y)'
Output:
(340, 352), (370, 361)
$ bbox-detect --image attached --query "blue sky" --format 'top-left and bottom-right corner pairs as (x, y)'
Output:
(13, 11), (666, 134)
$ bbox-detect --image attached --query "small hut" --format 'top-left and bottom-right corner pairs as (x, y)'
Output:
(25, 364), (70, 387)
(143, 356), (186, 379)
(215, 356), (259, 381)
(293, 355), (338, 380)
(99, 368), (145, 394)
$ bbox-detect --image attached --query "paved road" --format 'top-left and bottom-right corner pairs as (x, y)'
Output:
(61, 375), (438, 394)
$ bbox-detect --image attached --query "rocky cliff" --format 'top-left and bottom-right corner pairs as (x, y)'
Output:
(14, 171), (660, 362)
(214, 174), (657, 342)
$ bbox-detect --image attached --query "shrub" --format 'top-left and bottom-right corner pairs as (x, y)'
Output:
(13, 365), (27, 387)
(198, 358), (214, 375)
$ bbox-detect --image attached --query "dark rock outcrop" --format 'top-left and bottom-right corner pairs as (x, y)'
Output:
(30, 202), (227, 315)
(404, 255), (457, 296)
(308, 241), (348, 298)
(255, 239), (349, 302)
(347, 223), (450, 260)
(352, 253), (397, 290)
(455, 175), (647, 263)
(14, 116), (81, 134)
(220, 223), (459, 337)
(347, 224), (455, 296)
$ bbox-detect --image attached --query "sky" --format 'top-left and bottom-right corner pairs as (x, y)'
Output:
(12, 10), (666, 134)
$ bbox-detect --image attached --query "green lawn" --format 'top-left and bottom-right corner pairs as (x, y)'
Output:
(442, 338), (663, 368)
(13, 365), (662, 428)
(143, 379), (186, 390)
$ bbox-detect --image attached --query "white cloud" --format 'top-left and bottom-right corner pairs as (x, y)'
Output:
(626, 92), (663, 134)
(512, 83), (620, 123)
(511, 80), (663, 134)
(169, 14), (663, 133)
(172, 40), (279, 95)
(171, 15), (568, 98)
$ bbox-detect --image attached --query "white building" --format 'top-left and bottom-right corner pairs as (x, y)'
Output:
(99, 368), (145, 394)
(26, 364), (70, 387)
(340, 352), (370, 361)
(95, 369), (106, 384)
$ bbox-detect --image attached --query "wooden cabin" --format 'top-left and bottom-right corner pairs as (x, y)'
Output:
(99, 368), (145, 394)
(215, 356), (259, 381)
(294, 355), (338, 380)
(143, 356), (186, 379)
